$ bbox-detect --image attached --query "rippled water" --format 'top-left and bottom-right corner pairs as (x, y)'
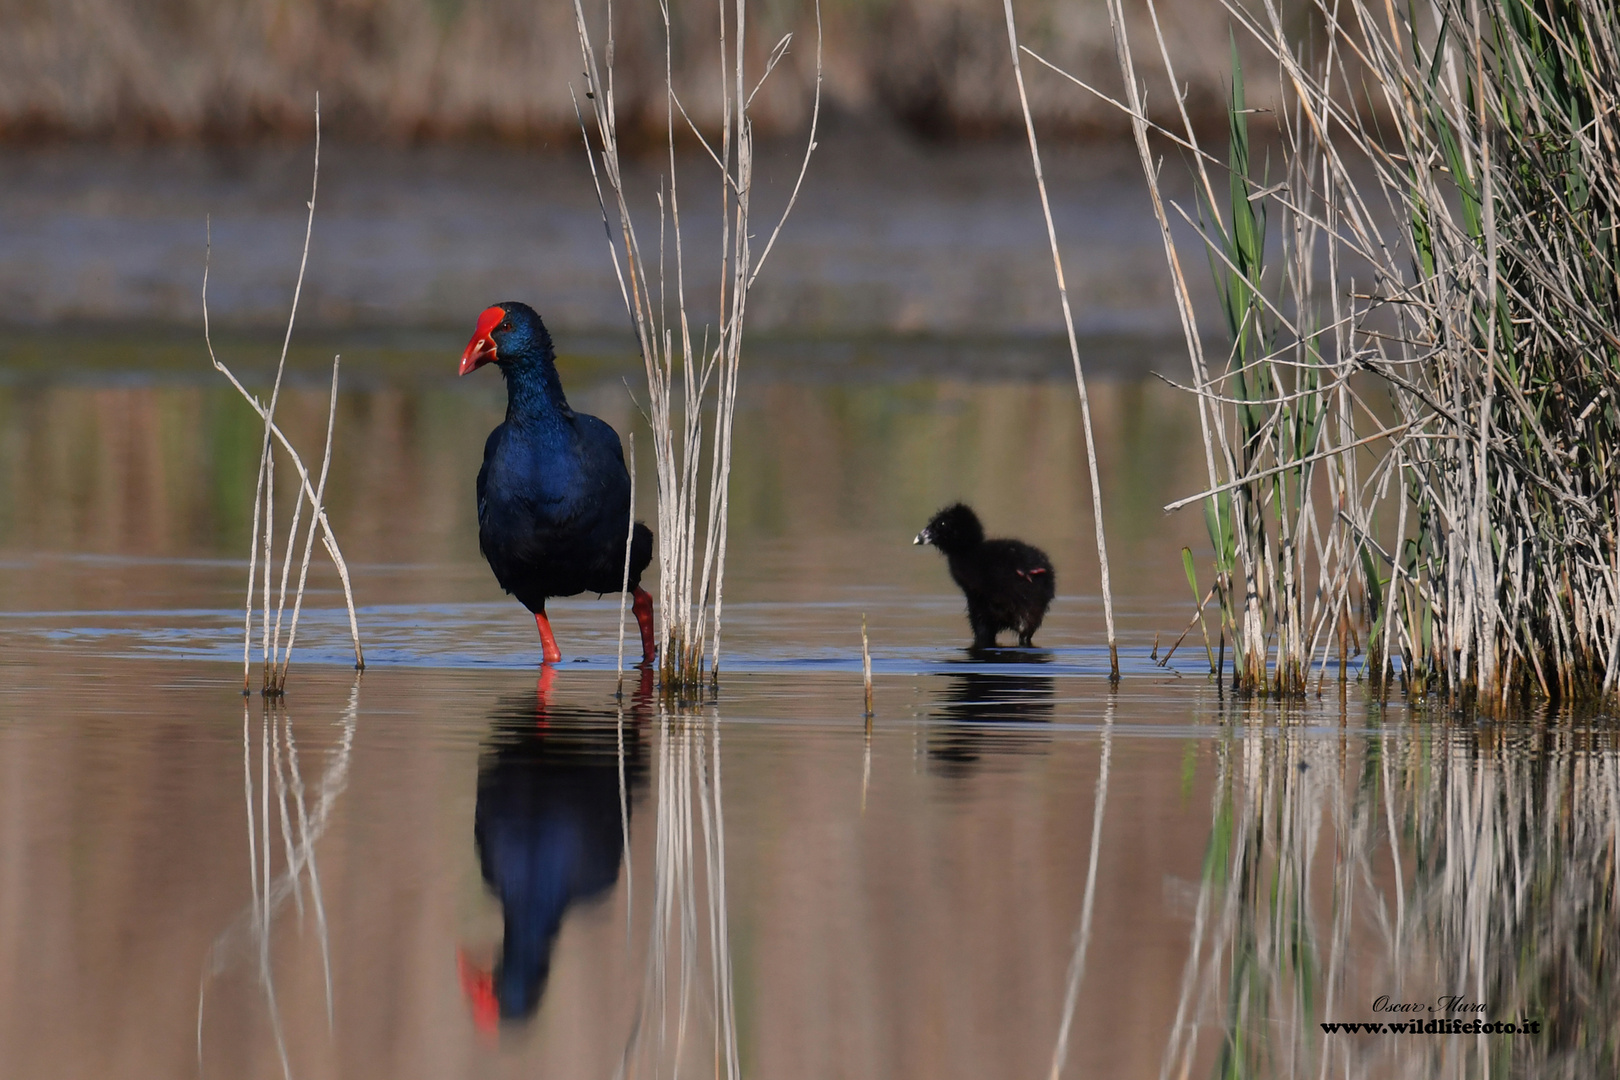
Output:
(2, 340), (1615, 1079)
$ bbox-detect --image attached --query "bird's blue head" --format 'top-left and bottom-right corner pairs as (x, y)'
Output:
(459, 301), (556, 375)
(461, 301), (569, 417)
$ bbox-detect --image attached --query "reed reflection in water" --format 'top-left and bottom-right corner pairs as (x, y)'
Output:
(198, 680), (359, 1075)
(1169, 707), (1620, 1080)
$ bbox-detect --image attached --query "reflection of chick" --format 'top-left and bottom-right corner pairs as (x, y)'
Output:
(914, 503), (1055, 648)
(459, 668), (649, 1030)
(929, 656), (1055, 776)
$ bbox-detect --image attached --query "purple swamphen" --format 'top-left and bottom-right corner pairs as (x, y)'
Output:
(915, 503), (1055, 648)
(461, 302), (655, 664)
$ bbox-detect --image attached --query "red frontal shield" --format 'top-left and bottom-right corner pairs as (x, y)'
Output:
(459, 306), (505, 375)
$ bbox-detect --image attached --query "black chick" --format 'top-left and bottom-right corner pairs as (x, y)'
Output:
(914, 503), (1055, 649)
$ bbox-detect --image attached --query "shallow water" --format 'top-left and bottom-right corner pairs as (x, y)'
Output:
(2, 341), (1616, 1079)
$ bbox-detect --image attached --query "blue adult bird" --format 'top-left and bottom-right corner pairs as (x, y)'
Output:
(460, 301), (655, 664)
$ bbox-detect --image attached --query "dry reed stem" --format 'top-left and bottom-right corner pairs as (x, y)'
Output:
(1002, 0), (1119, 680)
(618, 432), (637, 685)
(275, 355), (341, 691)
(251, 99), (320, 694)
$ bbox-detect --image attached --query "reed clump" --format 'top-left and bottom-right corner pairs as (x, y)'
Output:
(573, 0), (820, 693)
(203, 99), (364, 695)
(1063, 0), (1619, 710)
(0, 0), (1263, 141)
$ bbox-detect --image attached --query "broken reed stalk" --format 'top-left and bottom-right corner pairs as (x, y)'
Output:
(1060, 0), (1620, 709)
(275, 354), (342, 690)
(861, 614), (873, 719)
(571, 0), (821, 694)
(1001, 0), (1119, 681)
(202, 96), (363, 696)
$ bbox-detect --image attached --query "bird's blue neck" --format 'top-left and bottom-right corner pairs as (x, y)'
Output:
(500, 355), (571, 428)
(494, 872), (569, 1017)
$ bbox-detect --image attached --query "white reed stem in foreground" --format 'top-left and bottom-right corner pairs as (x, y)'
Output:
(1002, 0), (1118, 678)
(275, 355), (342, 691)
(252, 97), (319, 693)
(618, 432), (637, 684)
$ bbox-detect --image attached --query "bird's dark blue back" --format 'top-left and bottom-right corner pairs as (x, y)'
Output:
(477, 402), (640, 607)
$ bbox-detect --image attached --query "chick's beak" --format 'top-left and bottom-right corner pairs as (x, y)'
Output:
(459, 306), (505, 376)
(913, 529), (930, 546)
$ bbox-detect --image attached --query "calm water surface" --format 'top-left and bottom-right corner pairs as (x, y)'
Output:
(2, 340), (1615, 1079)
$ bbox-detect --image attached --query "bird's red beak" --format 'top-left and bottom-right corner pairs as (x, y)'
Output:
(459, 306), (504, 376)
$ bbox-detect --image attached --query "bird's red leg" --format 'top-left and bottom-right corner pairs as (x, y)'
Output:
(632, 587), (657, 664)
(535, 663), (557, 723)
(534, 610), (562, 664)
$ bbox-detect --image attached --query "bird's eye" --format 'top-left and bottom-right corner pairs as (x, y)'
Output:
(499, 321), (513, 333)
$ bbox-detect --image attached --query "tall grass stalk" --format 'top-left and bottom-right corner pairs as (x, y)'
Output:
(1001, 0), (1120, 680)
(572, 0), (821, 693)
(1059, 0), (1620, 708)
(202, 98), (364, 695)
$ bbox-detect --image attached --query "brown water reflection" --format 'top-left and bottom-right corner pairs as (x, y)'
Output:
(1, 343), (1614, 1079)
(0, 342), (1208, 636)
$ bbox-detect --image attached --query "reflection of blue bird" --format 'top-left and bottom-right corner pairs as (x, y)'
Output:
(459, 668), (650, 1030)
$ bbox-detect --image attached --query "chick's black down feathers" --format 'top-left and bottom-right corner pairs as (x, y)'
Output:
(915, 503), (1055, 648)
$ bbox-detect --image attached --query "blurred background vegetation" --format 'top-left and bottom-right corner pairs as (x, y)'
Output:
(0, 0), (1285, 141)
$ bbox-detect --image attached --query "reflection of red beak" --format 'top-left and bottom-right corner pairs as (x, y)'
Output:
(459, 306), (504, 376)
(457, 947), (500, 1035)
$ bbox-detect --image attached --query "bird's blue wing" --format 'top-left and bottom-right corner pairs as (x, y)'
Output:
(574, 413), (628, 470)
(477, 422), (507, 528)
(572, 413), (632, 505)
